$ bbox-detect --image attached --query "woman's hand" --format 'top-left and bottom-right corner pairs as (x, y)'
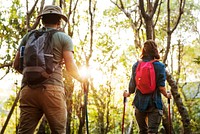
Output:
(166, 91), (172, 99)
(123, 91), (131, 97)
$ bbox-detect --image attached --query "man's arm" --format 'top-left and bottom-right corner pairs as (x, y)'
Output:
(63, 51), (82, 82)
(13, 51), (22, 74)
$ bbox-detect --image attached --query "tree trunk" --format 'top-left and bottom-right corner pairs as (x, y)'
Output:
(166, 71), (191, 133)
(139, 0), (159, 40)
(78, 104), (85, 134)
(65, 84), (73, 133)
(63, 70), (74, 133)
(37, 116), (50, 134)
(75, 90), (85, 134)
(163, 31), (172, 64)
(145, 18), (154, 40)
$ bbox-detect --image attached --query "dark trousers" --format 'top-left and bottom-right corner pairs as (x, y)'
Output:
(135, 106), (163, 134)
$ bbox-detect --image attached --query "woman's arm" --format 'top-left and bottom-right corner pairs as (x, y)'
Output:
(159, 86), (171, 99)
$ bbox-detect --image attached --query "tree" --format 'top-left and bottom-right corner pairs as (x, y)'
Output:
(164, 0), (192, 133)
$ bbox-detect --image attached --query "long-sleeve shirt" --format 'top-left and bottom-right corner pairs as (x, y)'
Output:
(129, 57), (166, 112)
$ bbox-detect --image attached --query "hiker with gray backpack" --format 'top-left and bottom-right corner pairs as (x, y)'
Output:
(123, 40), (171, 134)
(13, 5), (84, 134)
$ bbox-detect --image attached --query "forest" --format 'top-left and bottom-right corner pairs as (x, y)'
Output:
(0, 0), (200, 134)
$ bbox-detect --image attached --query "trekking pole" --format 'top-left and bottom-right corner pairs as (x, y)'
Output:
(167, 92), (172, 134)
(83, 81), (89, 134)
(122, 90), (127, 134)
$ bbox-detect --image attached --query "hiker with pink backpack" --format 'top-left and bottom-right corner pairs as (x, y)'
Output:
(123, 40), (171, 134)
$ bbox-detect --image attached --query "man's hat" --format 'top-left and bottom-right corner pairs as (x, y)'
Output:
(37, 5), (68, 22)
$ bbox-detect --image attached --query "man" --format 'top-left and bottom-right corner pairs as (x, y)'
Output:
(13, 5), (82, 134)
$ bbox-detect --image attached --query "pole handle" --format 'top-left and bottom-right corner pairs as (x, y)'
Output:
(123, 97), (127, 103)
(167, 91), (170, 104)
(123, 90), (128, 103)
(122, 90), (127, 134)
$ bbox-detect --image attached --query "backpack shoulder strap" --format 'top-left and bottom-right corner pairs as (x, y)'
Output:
(135, 59), (143, 72)
(137, 59), (143, 64)
(24, 30), (38, 42)
(43, 29), (61, 50)
(44, 29), (61, 44)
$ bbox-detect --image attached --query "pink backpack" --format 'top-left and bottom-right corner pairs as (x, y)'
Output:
(135, 60), (157, 94)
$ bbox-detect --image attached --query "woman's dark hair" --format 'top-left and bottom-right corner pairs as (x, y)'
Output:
(42, 14), (61, 25)
(140, 40), (160, 59)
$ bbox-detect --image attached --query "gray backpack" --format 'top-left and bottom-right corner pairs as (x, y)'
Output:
(21, 29), (59, 85)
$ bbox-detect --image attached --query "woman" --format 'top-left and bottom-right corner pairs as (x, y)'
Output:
(124, 40), (171, 134)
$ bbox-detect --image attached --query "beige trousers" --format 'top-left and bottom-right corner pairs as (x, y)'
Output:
(18, 84), (67, 134)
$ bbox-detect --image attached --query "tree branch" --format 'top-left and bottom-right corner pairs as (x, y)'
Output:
(110, 0), (131, 18)
(0, 62), (12, 80)
(0, 62), (13, 69)
(86, 0), (96, 66)
(139, 0), (148, 19)
(171, 0), (185, 33)
(192, 83), (200, 99)
(26, 0), (39, 30)
(119, 0), (125, 9)
(153, 0), (163, 27)
(149, 0), (159, 18)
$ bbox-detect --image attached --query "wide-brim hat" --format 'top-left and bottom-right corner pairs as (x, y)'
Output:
(37, 5), (68, 22)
